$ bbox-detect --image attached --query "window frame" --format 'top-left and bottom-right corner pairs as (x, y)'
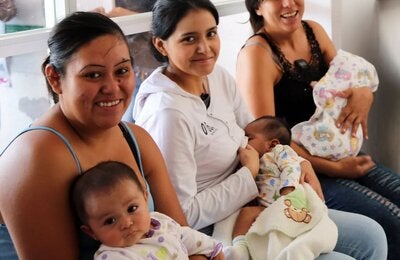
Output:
(0, 0), (245, 58)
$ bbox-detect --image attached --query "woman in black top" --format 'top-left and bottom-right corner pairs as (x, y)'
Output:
(237, 0), (399, 259)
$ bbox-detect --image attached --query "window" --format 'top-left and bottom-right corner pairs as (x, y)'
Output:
(0, 0), (247, 150)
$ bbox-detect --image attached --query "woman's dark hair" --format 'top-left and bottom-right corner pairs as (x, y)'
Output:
(42, 11), (129, 104)
(71, 161), (144, 225)
(252, 115), (292, 145)
(150, 0), (219, 62)
(245, 0), (265, 33)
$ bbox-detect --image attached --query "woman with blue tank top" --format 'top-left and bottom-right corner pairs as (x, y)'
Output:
(0, 12), (190, 259)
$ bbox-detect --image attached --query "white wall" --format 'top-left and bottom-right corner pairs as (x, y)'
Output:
(331, 0), (400, 172)
(374, 0), (400, 171)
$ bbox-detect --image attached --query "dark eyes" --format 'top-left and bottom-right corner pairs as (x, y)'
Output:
(85, 72), (101, 79)
(128, 205), (138, 213)
(183, 36), (196, 43)
(116, 67), (129, 75)
(182, 30), (218, 43)
(84, 67), (130, 80)
(104, 217), (116, 225)
(208, 30), (217, 37)
(102, 205), (137, 226)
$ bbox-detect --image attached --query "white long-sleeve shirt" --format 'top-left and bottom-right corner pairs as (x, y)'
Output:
(133, 65), (258, 229)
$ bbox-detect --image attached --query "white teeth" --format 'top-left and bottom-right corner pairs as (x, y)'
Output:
(98, 99), (121, 107)
(282, 11), (297, 18)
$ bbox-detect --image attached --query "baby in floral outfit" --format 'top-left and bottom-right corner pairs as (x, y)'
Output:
(71, 161), (224, 260)
(291, 50), (379, 161)
(244, 116), (304, 206)
(226, 117), (336, 259)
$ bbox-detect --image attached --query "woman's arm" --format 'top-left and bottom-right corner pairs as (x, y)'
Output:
(131, 124), (189, 226)
(292, 142), (375, 179)
(305, 20), (337, 65)
(0, 132), (80, 259)
(307, 20), (374, 139)
(236, 36), (280, 119)
(237, 21), (375, 179)
(139, 110), (258, 229)
(133, 127), (212, 260)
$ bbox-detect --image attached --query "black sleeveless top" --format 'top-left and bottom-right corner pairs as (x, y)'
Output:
(251, 21), (329, 128)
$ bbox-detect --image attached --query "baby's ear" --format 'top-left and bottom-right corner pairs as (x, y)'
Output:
(269, 139), (280, 149)
(80, 225), (97, 240)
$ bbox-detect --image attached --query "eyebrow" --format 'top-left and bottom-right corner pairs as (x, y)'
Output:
(93, 210), (114, 221)
(180, 26), (218, 38)
(79, 58), (131, 73)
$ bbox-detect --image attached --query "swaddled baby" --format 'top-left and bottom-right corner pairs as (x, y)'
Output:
(291, 50), (378, 161)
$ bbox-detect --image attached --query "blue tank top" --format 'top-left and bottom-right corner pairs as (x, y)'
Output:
(0, 122), (153, 259)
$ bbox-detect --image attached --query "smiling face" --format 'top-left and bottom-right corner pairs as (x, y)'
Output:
(154, 8), (220, 81)
(256, 0), (304, 33)
(50, 34), (135, 130)
(81, 178), (151, 247)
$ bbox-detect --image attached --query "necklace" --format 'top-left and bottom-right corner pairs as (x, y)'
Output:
(200, 81), (210, 108)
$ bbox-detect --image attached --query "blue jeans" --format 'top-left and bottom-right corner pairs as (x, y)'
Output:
(0, 224), (16, 260)
(326, 209), (387, 259)
(295, 209), (387, 260)
(320, 162), (400, 260)
(0, 224), (100, 260)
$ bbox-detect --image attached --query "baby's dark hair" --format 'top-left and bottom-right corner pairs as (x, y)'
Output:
(71, 161), (144, 225)
(251, 115), (292, 145)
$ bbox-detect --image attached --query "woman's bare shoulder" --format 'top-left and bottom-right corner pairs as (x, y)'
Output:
(240, 34), (272, 55)
(303, 19), (337, 62)
(124, 123), (159, 154)
(0, 128), (80, 183)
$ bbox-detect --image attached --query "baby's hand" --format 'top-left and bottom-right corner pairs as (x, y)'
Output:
(280, 186), (295, 196)
(310, 81), (318, 88)
(238, 144), (259, 178)
(212, 251), (225, 260)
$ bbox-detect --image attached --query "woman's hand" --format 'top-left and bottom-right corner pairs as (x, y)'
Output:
(238, 144), (260, 178)
(300, 160), (324, 200)
(336, 155), (376, 179)
(336, 87), (373, 139)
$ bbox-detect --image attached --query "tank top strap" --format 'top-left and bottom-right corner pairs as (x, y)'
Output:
(118, 121), (154, 212)
(0, 126), (82, 174)
(251, 30), (292, 73)
(252, 21), (325, 83)
(302, 21), (325, 68)
(118, 122), (144, 176)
